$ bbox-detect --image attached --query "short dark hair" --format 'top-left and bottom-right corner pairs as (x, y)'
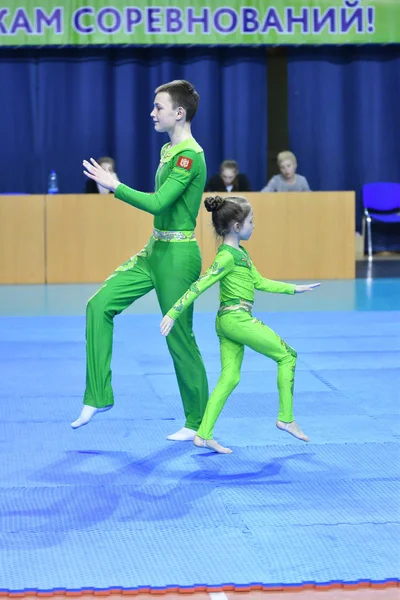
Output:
(155, 79), (199, 122)
(204, 195), (251, 237)
(220, 160), (239, 173)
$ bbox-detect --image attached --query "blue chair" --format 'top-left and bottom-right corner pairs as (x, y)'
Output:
(362, 182), (400, 259)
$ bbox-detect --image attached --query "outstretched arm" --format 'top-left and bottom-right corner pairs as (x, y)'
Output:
(251, 263), (320, 294)
(83, 151), (197, 216)
(160, 252), (234, 336)
(294, 283), (320, 293)
(251, 263), (297, 294)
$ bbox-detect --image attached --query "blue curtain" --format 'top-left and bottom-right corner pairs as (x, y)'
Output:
(0, 47), (267, 195)
(287, 47), (400, 236)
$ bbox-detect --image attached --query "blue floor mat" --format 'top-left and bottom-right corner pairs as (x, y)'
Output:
(0, 309), (399, 591)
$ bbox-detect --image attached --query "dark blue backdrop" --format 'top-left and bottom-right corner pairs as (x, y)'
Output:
(287, 46), (400, 233)
(2, 44), (399, 244)
(0, 47), (267, 195)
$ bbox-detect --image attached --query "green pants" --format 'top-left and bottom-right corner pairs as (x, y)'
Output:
(197, 310), (297, 440)
(84, 235), (209, 431)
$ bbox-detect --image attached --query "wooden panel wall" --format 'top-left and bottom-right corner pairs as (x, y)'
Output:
(45, 194), (154, 283)
(0, 192), (355, 284)
(0, 195), (45, 283)
(199, 192), (355, 280)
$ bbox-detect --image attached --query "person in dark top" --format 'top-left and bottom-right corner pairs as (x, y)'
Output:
(205, 159), (251, 193)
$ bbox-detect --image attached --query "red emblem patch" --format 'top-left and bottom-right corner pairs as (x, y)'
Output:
(177, 156), (193, 170)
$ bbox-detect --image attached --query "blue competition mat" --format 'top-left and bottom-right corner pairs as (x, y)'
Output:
(0, 309), (399, 591)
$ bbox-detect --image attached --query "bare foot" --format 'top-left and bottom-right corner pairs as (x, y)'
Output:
(193, 435), (232, 454)
(167, 427), (196, 441)
(276, 420), (310, 442)
(71, 405), (113, 429)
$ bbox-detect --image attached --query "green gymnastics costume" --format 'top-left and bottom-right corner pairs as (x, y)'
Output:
(166, 243), (297, 440)
(84, 138), (209, 431)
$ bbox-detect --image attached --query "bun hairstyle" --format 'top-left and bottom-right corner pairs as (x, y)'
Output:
(204, 195), (225, 213)
(204, 195), (251, 237)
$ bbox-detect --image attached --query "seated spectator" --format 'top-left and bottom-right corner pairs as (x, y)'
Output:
(261, 151), (310, 192)
(205, 159), (251, 192)
(85, 156), (118, 194)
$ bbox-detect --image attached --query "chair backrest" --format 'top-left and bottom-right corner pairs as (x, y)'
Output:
(362, 182), (400, 211)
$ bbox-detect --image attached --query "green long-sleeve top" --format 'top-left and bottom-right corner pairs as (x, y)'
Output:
(114, 137), (206, 231)
(167, 244), (296, 319)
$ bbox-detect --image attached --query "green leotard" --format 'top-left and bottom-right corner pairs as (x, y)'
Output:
(167, 244), (297, 440)
(116, 138), (204, 230)
(84, 137), (209, 431)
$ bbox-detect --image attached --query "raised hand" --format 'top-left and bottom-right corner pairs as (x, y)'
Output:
(295, 283), (321, 293)
(160, 315), (175, 336)
(83, 158), (120, 192)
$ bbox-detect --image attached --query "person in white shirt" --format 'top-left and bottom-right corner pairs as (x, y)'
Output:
(262, 151), (310, 192)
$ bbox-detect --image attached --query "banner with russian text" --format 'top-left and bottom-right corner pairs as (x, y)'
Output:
(0, 1), (397, 46)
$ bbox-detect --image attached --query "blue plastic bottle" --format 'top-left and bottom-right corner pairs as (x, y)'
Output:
(48, 170), (59, 194)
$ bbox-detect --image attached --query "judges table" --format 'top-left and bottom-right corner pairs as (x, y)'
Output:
(0, 192), (355, 284)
